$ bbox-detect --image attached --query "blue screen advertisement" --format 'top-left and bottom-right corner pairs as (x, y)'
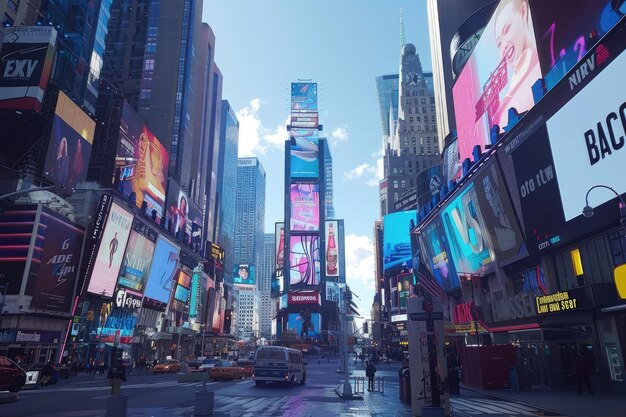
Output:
(420, 216), (459, 290)
(291, 83), (317, 111)
(290, 129), (319, 178)
(383, 210), (416, 271)
(143, 236), (179, 304)
(234, 264), (255, 286)
(441, 183), (494, 275)
(287, 312), (321, 338)
(97, 306), (137, 338)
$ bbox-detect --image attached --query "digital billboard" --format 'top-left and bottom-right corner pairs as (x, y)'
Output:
(143, 236), (178, 305)
(116, 219), (158, 294)
(234, 263), (255, 286)
(290, 183), (320, 232)
(97, 303), (137, 342)
(398, 273), (413, 311)
(287, 312), (321, 339)
(87, 202), (133, 297)
(275, 222), (285, 271)
(383, 210), (416, 272)
(290, 112), (319, 128)
(473, 161), (527, 265)
(441, 184), (494, 275)
(419, 216), (459, 291)
(290, 129), (319, 178)
(0, 26), (56, 111)
(325, 220), (339, 277)
(529, 0), (624, 90)
(173, 270), (191, 302)
(452, 0), (543, 164)
(29, 211), (84, 313)
(546, 48), (626, 222)
(442, 137), (462, 185)
(291, 82), (317, 111)
(415, 166), (443, 210)
(43, 91), (95, 193)
(115, 101), (169, 221)
(289, 235), (320, 290)
(165, 178), (203, 249)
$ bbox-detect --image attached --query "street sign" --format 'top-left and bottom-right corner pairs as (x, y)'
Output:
(409, 312), (444, 321)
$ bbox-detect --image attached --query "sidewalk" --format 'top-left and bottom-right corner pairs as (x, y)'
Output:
(462, 384), (626, 417)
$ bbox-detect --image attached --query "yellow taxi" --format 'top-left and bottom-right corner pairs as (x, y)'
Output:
(153, 359), (181, 374)
(209, 360), (243, 381)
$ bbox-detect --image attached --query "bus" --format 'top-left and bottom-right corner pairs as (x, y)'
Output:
(252, 346), (306, 386)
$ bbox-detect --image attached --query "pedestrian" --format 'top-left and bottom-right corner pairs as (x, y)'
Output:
(575, 348), (594, 396)
(41, 361), (53, 387)
(366, 360), (377, 392)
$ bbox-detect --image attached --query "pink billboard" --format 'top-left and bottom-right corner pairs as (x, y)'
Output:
(452, 0), (542, 163)
(289, 234), (320, 290)
(290, 183), (320, 232)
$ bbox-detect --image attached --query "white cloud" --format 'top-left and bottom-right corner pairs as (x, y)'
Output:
(364, 157), (384, 186)
(344, 163), (371, 180)
(344, 158), (383, 187)
(331, 126), (349, 142)
(236, 99), (288, 157)
(345, 234), (376, 315)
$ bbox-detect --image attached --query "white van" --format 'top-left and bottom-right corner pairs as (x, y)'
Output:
(253, 346), (306, 386)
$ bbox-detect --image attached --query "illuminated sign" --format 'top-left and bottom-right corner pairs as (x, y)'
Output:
(391, 314), (407, 323)
(535, 286), (593, 315)
(290, 183), (320, 231)
(288, 292), (321, 305)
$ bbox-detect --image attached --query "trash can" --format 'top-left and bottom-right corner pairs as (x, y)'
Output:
(509, 367), (519, 390)
(399, 368), (411, 403)
(448, 367), (460, 395)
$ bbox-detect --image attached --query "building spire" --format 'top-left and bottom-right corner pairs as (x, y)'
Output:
(400, 8), (406, 48)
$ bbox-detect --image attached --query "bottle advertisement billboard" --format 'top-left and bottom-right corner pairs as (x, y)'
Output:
(324, 220), (339, 277)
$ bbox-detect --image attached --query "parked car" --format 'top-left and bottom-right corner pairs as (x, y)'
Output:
(153, 360), (181, 374)
(200, 358), (220, 372)
(209, 360), (243, 381)
(0, 356), (27, 392)
(237, 360), (254, 378)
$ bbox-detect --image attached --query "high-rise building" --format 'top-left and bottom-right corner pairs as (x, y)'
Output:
(321, 139), (335, 219)
(216, 100), (240, 283)
(426, 0), (497, 147)
(259, 233), (276, 339)
(381, 44), (440, 216)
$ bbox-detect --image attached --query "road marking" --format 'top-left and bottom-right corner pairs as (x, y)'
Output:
(452, 398), (540, 415)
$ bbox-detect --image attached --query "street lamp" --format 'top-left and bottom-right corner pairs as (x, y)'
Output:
(582, 184), (626, 228)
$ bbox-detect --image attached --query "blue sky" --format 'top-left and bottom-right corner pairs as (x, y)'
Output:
(202, 1), (432, 318)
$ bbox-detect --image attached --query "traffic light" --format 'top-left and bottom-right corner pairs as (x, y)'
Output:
(363, 321), (368, 334)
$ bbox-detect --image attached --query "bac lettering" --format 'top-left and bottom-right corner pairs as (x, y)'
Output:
(585, 101), (626, 166)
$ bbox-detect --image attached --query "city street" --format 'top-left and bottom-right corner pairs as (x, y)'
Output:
(0, 361), (592, 417)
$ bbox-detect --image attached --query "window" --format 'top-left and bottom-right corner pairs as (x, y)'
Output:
(2, 13), (14, 27)
(406, 99), (411, 105)
(393, 181), (398, 189)
(8, 0), (19, 12)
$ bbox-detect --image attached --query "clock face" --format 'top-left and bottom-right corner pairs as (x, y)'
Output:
(405, 72), (421, 86)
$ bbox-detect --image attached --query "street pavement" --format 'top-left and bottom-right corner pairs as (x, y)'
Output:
(0, 361), (620, 416)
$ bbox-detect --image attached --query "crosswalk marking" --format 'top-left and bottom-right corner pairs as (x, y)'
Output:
(18, 380), (213, 395)
(451, 398), (540, 415)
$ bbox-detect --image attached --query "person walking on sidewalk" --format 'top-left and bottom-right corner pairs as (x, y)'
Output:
(366, 360), (377, 392)
(575, 348), (594, 396)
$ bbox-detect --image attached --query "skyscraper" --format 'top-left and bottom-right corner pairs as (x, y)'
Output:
(381, 44), (440, 216)
(259, 233), (276, 339)
(321, 138), (335, 219)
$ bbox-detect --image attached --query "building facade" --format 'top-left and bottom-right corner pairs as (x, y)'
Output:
(321, 139), (335, 219)
(259, 233), (276, 339)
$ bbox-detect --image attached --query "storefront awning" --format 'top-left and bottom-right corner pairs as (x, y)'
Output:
(148, 332), (172, 341)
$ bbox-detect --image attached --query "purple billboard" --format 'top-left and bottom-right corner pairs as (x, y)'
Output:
(290, 183), (320, 232)
(289, 235), (320, 290)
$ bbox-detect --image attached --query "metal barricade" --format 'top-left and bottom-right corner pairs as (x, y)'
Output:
(353, 376), (385, 394)
(352, 376), (365, 394)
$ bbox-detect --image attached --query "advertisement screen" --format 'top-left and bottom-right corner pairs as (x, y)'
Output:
(291, 82), (317, 111)
(324, 220), (340, 277)
(87, 202), (133, 297)
(43, 92), (95, 193)
(97, 303), (137, 341)
(275, 222), (285, 271)
(441, 184), (494, 275)
(420, 216), (459, 291)
(473, 161), (527, 264)
(529, 0), (624, 90)
(279, 294), (288, 310)
(287, 312), (321, 339)
(290, 112), (319, 128)
(115, 101), (169, 221)
(383, 210), (416, 272)
(165, 179), (203, 247)
(290, 183), (320, 232)
(234, 263), (255, 286)
(29, 211), (84, 313)
(546, 48), (626, 222)
(452, 0), (543, 163)
(174, 270), (191, 302)
(415, 166), (443, 210)
(116, 219), (158, 293)
(442, 137), (462, 185)
(397, 273), (413, 312)
(144, 236), (179, 304)
(289, 235), (320, 290)
(290, 129), (319, 178)
(0, 26), (56, 111)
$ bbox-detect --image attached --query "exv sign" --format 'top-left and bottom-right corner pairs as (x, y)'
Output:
(3, 59), (39, 79)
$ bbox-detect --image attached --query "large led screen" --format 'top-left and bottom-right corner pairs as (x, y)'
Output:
(289, 235), (320, 290)
(452, 0), (542, 164)
(174, 270), (191, 302)
(116, 219), (158, 293)
(275, 222), (285, 271)
(87, 202), (133, 297)
(115, 101), (169, 221)
(165, 179), (203, 248)
(546, 48), (626, 222)
(325, 220), (340, 277)
(291, 83), (317, 111)
(29, 211), (84, 313)
(287, 312), (321, 338)
(529, 0), (624, 90)
(419, 216), (459, 291)
(43, 91), (95, 192)
(290, 129), (319, 178)
(144, 236), (179, 304)
(441, 184), (494, 275)
(383, 210), (416, 272)
(290, 183), (320, 232)
(442, 137), (462, 185)
(234, 263), (255, 286)
(97, 303), (136, 342)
